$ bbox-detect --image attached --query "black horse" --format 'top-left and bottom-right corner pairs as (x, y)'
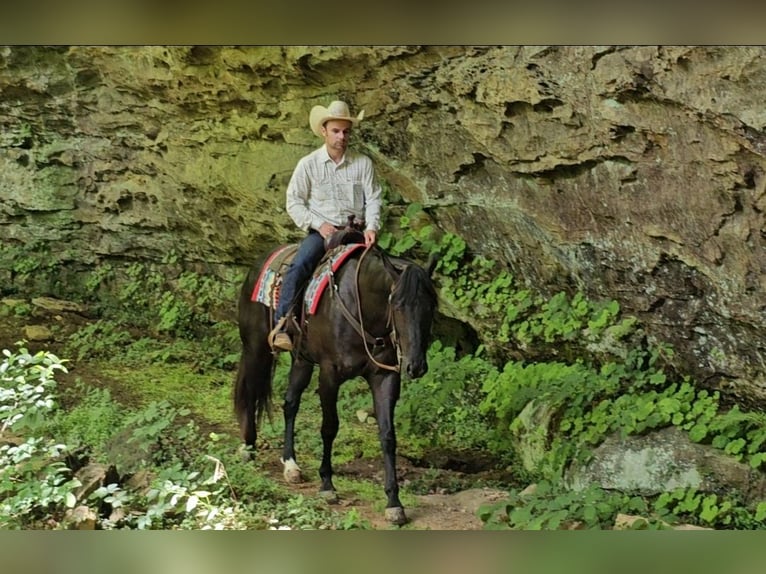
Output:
(234, 241), (438, 525)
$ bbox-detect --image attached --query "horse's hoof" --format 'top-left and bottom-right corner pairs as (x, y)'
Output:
(319, 490), (339, 504)
(385, 506), (407, 526)
(284, 468), (303, 483)
(281, 458), (303, 484)
(239, 445), (255, 463)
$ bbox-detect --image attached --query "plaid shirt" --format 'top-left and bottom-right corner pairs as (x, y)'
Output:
(285, 145), (382, 232)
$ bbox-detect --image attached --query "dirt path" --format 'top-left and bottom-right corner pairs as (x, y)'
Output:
(260, 454), (509, 530)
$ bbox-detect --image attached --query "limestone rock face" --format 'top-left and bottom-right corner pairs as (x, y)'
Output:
(568, 427), (766, 505)
(2, 46), (765, 404)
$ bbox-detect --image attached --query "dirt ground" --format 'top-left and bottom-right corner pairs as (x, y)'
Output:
(0, 297), (512, 530)
(257, 453), (510, 530)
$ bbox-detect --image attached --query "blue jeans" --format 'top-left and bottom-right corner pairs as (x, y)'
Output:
(275, 231), (326, 321)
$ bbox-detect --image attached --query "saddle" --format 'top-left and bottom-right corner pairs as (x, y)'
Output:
(316, 214), (364, 249)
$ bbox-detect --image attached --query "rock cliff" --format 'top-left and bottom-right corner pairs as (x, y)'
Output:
(2, 46), (765, 404)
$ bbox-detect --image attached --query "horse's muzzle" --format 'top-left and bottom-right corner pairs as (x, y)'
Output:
(406, 361), (428, 379)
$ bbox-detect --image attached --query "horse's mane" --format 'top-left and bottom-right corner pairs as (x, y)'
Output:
(389, 258), (438, 311)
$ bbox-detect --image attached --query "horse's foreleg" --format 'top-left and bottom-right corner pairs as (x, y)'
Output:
(281, 360), (313, 483)
(370, 373), (406, 526)
(317, 372), (341, 497)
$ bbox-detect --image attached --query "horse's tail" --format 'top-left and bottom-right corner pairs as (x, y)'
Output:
(234, 264), (275, 447)
(233, 346), (274, 430)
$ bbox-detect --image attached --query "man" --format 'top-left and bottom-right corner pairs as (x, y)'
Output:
(268, 100), (382, 352)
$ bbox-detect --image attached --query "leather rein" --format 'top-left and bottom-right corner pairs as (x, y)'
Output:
(328, 244), (402, 373)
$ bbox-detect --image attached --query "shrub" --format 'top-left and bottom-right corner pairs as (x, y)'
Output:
(0, 346), (81, 528)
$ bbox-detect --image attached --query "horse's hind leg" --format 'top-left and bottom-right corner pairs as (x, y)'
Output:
(281, 359), (313, 483)
(369, 372), (407, 526)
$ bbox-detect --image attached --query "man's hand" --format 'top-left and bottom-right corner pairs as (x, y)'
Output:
(364, 229), (377, 246)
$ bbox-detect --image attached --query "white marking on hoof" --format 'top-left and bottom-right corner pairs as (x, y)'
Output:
(385, 506), (407, 526)
(319, 490), (339, 504)
(280, 457), (303, 484)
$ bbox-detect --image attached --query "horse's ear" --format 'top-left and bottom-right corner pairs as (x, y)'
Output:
(425, 253), (439, 277)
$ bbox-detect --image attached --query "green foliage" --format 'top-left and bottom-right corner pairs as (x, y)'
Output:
(50, 381), (123, 456)
(1, 346), (67, 433)
(0, 342), (364, 530)
(380, 203), (641, 366)
(119, 459), (243, 530)
(63, 319), (135, 361)
(0, 241), (51, 284)
(0, 301), (33, 318)
(694, 406), (766, 470)
(398, 341), (498, 457)
(125, 400), (189, 444)
(479, 480), (656, 530)
(60, 251), (242, 372)
(0, 346), (81, 529)
(264, 494), (371, 530)
(481, 481), (766, 530)
(513, 291), (623, 347)
(378, 203), (766, 529)
(379, 202), (466, 273)
(121, 400), (201, 468)
(0, 438), (82, 529)
(106, 254), (234, 340)
(652, 487), (766, 529)
(94, 361), (233, 431)
(83, 261), (116, 299)
(1, 344), (222, 529)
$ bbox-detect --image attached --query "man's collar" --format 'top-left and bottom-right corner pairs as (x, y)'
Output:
(319, 145), (350, 165)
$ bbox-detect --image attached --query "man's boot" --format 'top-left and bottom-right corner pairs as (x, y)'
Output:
(268, 316), (293, 352)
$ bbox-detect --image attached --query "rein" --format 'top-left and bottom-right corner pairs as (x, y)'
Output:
(330, 244), (401, 373)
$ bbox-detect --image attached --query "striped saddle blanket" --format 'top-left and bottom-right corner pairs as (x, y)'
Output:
(251, 243), (365, 315)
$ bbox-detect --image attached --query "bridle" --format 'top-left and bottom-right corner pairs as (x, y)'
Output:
(330, 244), (402, 373)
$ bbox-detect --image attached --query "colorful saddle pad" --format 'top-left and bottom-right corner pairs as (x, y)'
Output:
(250, 244), (298, 308)
(304, 243), (366, 315)
(250, 242), (365, 314)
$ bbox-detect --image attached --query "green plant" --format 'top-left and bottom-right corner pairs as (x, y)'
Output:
(0, 346), (81, 529)
(651, 487), (766, 529)
(122, 400), (194, 465)
(0, 438), (82, 528)
(49, 381), (124, 457)
(64, 319), (134, 361)
(129, 458), (243, 530)
(83, 262), (116, 300)
(398, 341), (498, 457)
(692, 406), (766, 469)
(0, 241), (62, 295)
(478, 347), (729, 482)
(0, 302), (33, 317)
(479, 480), (654, 530)
(263, 493), (370, 530)
(1, 346), (67, 434)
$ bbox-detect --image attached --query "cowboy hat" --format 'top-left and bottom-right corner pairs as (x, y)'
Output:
(309, 100), (364, 137)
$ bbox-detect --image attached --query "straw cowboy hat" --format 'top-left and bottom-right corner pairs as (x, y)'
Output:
(309, 100), (365, 137)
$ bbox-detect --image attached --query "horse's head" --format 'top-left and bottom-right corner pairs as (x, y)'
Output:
(389, 263), (438, 378)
